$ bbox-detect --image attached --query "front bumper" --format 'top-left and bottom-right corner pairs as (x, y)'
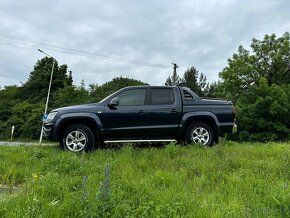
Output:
(43, 122), (55, 140)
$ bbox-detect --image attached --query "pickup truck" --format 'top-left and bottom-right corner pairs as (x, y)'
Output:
(43, 86), (237, 152)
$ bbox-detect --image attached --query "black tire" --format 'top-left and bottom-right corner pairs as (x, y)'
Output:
(60, 124), (95, 152)
(185, 122), (214, 146)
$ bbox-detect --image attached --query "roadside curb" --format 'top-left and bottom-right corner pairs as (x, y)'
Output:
(0, 141), (57, 146)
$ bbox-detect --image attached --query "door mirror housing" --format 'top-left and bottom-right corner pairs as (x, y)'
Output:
(109, 97), (119, 107)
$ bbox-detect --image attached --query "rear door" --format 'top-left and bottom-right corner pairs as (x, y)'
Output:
(146, 87), (181, 138)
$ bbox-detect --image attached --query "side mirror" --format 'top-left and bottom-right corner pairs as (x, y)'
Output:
(109, 97), (119, 107)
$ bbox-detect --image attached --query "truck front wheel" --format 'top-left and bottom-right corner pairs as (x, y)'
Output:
(60, 124), (95, 152)
(185, 122), (214, 146)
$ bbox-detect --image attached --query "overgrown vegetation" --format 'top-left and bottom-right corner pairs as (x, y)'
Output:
(0, 142), (289, 217)
(216, 32), (290, 141)
(0, 73), (146, 139)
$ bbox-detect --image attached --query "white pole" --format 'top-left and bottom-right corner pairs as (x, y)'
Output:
(11, 125), (15, 141)
(39, 56), (55, 144)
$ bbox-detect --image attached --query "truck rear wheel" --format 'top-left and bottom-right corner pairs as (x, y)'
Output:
(185, 122), (214, 146)
(60, 124), (95, 152)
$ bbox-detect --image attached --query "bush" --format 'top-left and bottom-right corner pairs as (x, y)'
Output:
(236, 78), (289, 141)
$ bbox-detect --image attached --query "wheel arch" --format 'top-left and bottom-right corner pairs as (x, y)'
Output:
(177, 112), (219, 142)
(53, 113), (103, 143)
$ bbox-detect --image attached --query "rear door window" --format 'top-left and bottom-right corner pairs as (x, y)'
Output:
(151, 88), (175, 105)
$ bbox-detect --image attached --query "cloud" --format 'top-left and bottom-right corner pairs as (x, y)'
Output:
(0, 0), (289, 87)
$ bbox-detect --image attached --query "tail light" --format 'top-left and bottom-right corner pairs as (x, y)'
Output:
(232, 106), (236, 122)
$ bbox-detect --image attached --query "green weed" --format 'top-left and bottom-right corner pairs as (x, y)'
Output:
(0, 142), (289, 217)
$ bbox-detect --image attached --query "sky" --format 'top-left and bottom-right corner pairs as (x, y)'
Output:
(0, 0), (289, 88)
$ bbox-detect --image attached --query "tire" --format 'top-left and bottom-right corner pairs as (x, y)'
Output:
(185, 122), (214, 146)
(60, 124), (95, 152)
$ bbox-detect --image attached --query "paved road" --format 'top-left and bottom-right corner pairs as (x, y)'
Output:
(0, 141), (57, 146)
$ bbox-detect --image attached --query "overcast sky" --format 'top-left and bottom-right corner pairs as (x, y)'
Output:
(0, 0), (289, 88)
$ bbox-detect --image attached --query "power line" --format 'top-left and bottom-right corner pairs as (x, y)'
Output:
(0, 33), (169, 68)
(87, 65), (163, 72)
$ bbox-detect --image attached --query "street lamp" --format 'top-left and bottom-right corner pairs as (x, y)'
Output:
(38, 49), (56, 144)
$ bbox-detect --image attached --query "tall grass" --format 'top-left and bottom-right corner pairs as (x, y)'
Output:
(0, 142), (289, 217)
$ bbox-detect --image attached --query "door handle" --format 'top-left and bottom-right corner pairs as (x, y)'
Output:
(171, 109), (177, 113)
(138, 110), (145, 114)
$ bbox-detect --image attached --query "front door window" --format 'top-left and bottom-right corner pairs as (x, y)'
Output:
(117, 89), (146, 106)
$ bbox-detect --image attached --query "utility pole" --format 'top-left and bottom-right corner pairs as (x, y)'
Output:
(172, 63), (179, 75)
(172, 63), (179, 85)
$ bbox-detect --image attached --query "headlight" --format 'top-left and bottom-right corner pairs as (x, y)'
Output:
(46, 111), (58, 121)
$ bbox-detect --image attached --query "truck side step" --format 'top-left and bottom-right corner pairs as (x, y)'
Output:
(104, 139), (177, 144)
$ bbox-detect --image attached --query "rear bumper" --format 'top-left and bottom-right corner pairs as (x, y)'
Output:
(232, 123), (237, 134)
(218, 122), (237, 136)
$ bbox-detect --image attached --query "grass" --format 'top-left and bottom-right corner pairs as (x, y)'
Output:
(0, 142), (289, 217)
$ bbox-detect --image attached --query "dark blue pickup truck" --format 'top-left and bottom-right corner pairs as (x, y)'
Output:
(43, 86), (237, 152)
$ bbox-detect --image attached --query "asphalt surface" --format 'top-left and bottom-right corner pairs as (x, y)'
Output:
(0, 141), (56, 146)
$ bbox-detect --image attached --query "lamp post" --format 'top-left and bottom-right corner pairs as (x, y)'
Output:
(38, 49), (56, 144)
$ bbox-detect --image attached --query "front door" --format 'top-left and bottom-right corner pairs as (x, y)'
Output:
(103, 88), (148, 139)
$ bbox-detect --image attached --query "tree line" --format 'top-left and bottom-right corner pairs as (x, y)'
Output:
(0, 32), (289, 141)
(0, 59), (146, 139)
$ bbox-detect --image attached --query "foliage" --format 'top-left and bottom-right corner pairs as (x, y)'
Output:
(217, 32), (290, 141)
(0, 142), (289, 217)
(206, 82), (218, 98)
(181, 66), (214, 97)
(165, 73), (182, 86)
(1, 32), (289, 142)
(165, 66), (216, 97)
(0, 86), (19, 121)
(165, 65), (182, 86)
(0, 86), (20, 139)
(181, 67), (200, 94)
(0, 57), (72, 140)
(0, 64), (147, 139)
(218, 32), (290, 104)
(236, 78), (289, 141)
(50, 81), (91, 108)
(252, 33), (290, 86)
(21, 57), (73, 103)
(89, 77), (147, 102)
(4, 101), (43, 139)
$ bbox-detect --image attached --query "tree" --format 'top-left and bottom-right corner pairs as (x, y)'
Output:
(236, 78), (289, 141)
(217, 32), (290, 141)
(182, 67), (199, 93)
(51, 81), (91, 108)
(165, 66), (182, 86)
(218, 32), (290, 103)
(0, 57), (73, 139)
(21, 57), (73, 103)
(181, 66), (212, 97)
(252, 33), (290, 86)
(205, 82), (217, 98)
(0, 85), (21, 139)
(0, 85), (20, 121)
(2, 101), (43, 139)
(89, 77), (148, 102)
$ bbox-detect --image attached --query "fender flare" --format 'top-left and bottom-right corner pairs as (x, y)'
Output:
(177, 112), (219, 139)
(52, 113), (103, 140)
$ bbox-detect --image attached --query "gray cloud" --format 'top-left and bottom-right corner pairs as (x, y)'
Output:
(0, 0), (289, 88)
